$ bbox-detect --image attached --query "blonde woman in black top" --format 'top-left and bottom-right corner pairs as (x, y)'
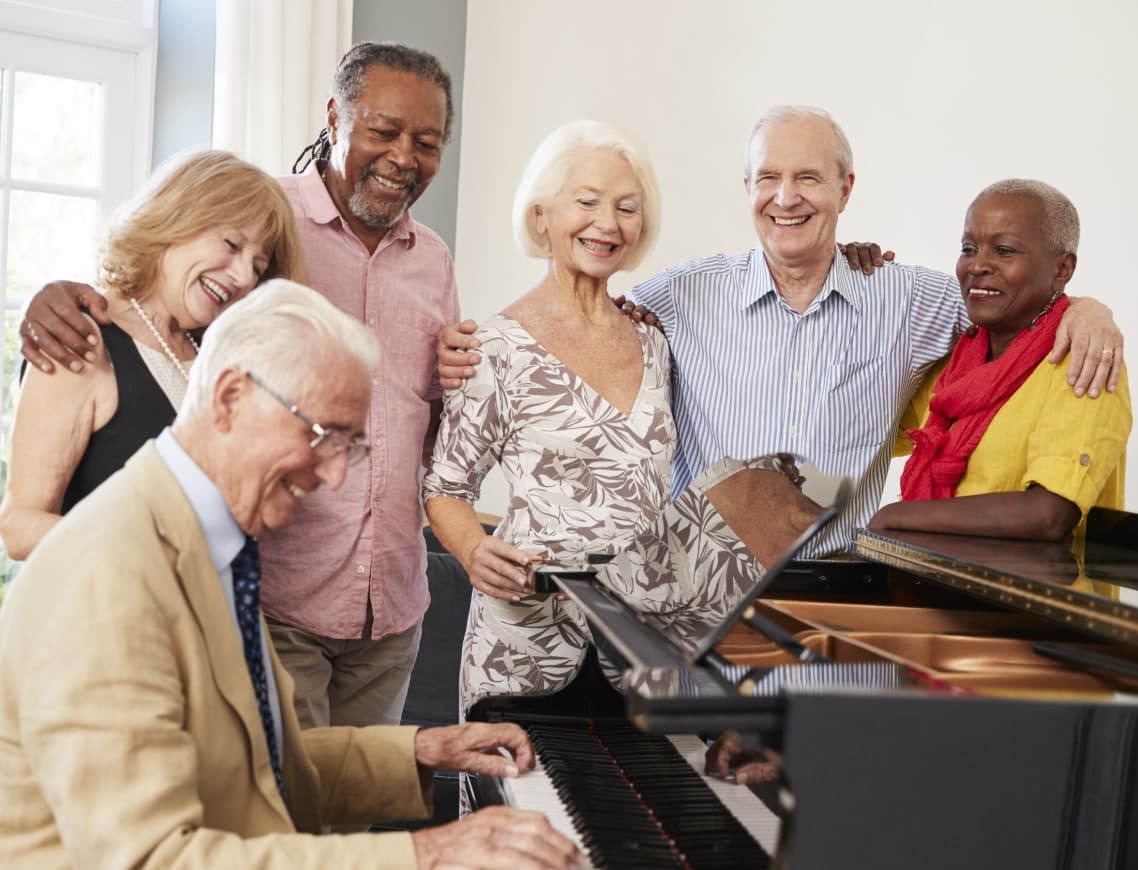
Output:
(0, 150), (305, 560)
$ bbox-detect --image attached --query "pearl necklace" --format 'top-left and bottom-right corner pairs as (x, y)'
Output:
(128, 297), (199, 381)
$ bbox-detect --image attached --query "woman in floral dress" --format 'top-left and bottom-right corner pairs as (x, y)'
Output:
(422, 121), (677, 713)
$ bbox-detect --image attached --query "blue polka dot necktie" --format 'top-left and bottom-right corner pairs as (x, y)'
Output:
(231, 535), (288, 805)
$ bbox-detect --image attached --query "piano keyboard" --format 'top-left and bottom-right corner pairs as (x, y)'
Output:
(498, 719), (779, 869)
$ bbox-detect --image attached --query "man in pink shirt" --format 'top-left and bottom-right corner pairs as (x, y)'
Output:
(263, 43), (460, 729)
(19, 43), (460, 732)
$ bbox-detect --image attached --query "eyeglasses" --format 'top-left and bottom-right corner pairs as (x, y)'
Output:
(247, 371), (370, 466)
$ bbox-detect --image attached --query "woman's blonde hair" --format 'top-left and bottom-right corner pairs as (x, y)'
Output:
(99, 150), (306, 300)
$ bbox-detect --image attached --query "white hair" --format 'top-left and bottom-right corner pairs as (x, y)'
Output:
(512, 120), (662, 270)
(743, 105), (854, 181)
(181, 279), (379, 417)
(975, 178), (1080, 254)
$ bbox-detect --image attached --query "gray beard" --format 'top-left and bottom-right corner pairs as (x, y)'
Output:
(348, 172), (414, 230)
(348, 187), (407, 230)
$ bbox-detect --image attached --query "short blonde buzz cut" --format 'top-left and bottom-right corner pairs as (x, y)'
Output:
(512, 120), (662, 271)
(975, 178), (1080, 254)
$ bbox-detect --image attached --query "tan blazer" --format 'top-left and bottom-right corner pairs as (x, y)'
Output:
(0, 445), (432, 868)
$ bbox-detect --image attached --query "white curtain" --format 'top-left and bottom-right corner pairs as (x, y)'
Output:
(212, 0), (353, 175)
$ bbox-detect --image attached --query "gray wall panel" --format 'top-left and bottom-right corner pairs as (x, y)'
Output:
(151, 0), (215, 168)
(352, 0), (467, 252)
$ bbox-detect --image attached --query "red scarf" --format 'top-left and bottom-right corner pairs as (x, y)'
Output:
(899, 294), (1069, 501)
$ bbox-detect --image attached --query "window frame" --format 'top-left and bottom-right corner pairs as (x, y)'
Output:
(0, 2), (157, 428)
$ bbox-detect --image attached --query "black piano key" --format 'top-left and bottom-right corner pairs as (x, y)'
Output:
(528, 723), (687, 868)
(517, 717), (771, 870)
(599, 723), (770, 868)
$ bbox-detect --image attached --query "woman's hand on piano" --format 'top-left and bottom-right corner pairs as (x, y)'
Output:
(413, 805), (582, 870)
(415, 722), (536, 778)
(462, 535), (540, 602)
(705, 730), (782, 787)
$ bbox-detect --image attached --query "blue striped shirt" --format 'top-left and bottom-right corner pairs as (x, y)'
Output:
(629, 246), (968, 556)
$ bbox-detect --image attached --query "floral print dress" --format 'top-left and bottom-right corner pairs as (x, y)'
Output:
(422, 314), (677, 713)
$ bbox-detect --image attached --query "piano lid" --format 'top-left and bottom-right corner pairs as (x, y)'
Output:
(853, 514), (1138, 648)
(552, 453), (855, 673)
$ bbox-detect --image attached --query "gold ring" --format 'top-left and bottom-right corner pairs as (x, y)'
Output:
(1102, 347), (1116, 357)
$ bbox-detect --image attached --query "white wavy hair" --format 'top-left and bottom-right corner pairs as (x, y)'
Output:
(512, 120), (662, 271)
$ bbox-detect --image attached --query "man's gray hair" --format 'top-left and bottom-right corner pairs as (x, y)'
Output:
(512, 120), (662, 271)
(332, 41), (454, 143)
(743, 105), (854, 181)
(182, 279), (379, 417)
(976, 178), (1080, 254)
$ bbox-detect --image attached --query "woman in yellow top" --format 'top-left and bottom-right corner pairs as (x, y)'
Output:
(871, 179), (1130, 540)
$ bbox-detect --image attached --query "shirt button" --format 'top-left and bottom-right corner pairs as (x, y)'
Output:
(374, 436), (382, 447)
(788, 424), (798, 437)
(793, 371), (801, 382)
(367, 318), (376, 327)
(372, 376), (381, 386)
(1079, 453), (1091, 467)
(356, 564), (366, 574)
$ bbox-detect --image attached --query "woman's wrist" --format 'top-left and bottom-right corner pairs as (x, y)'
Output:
(459, 532), (487, 573)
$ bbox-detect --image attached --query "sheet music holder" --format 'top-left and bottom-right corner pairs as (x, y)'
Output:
(548, 455), (857, 702)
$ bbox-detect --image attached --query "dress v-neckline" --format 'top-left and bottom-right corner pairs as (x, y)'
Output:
(497, 313), (650, 420)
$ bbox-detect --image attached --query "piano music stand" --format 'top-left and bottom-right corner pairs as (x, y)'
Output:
(551, 459), (855, 713)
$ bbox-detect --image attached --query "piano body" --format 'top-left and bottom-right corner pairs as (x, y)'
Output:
(469, 460), (1138, 869)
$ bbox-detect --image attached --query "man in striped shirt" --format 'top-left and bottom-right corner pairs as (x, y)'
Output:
(440, 105), (1122, 557)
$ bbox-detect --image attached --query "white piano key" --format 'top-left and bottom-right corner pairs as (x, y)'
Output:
(499, 748), (597, 869)
(666, 734), (782, 857)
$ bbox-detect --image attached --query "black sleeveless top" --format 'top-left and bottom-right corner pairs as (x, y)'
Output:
(61, 322), (177, 512)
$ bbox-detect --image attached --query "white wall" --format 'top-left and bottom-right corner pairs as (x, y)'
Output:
(455, 0), (1138, 515)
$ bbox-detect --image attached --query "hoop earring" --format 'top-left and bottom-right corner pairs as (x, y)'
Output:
(1029, 290), (1064, 330)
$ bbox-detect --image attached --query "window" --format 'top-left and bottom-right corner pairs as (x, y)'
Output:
(0, 4), (155, 589)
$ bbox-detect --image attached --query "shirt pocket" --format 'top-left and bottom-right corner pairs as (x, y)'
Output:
(823, 353), (895, 454)
(383, 306), (443, 400)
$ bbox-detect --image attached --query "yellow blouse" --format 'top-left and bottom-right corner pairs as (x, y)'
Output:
(898, 356), (1131, 517)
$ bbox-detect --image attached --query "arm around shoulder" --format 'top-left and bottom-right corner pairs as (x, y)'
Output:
(1051, 296), (1125, 397)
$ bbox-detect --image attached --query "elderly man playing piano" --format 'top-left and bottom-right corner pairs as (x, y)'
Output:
(0, 280), (578, 870)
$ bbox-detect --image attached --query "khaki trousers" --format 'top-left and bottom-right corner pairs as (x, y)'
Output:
(266, 617), (423, 729)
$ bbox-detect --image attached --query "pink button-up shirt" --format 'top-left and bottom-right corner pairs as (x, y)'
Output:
(260, 163), (460, 639)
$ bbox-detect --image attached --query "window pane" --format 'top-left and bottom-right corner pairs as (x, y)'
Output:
(1, 312), (23, 584)
(6, 191), (98, 303)
(11, 71), (102, 187)
(2, 310), (23, 425)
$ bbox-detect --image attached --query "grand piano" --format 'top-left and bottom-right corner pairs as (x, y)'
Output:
(469, 457), (1138, 869)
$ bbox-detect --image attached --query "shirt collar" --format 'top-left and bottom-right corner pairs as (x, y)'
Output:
(738, 245), (864, 312)
(154, 428), (245, 572)
(296, 160), (417, 248)
(824, 246), (865, 311)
